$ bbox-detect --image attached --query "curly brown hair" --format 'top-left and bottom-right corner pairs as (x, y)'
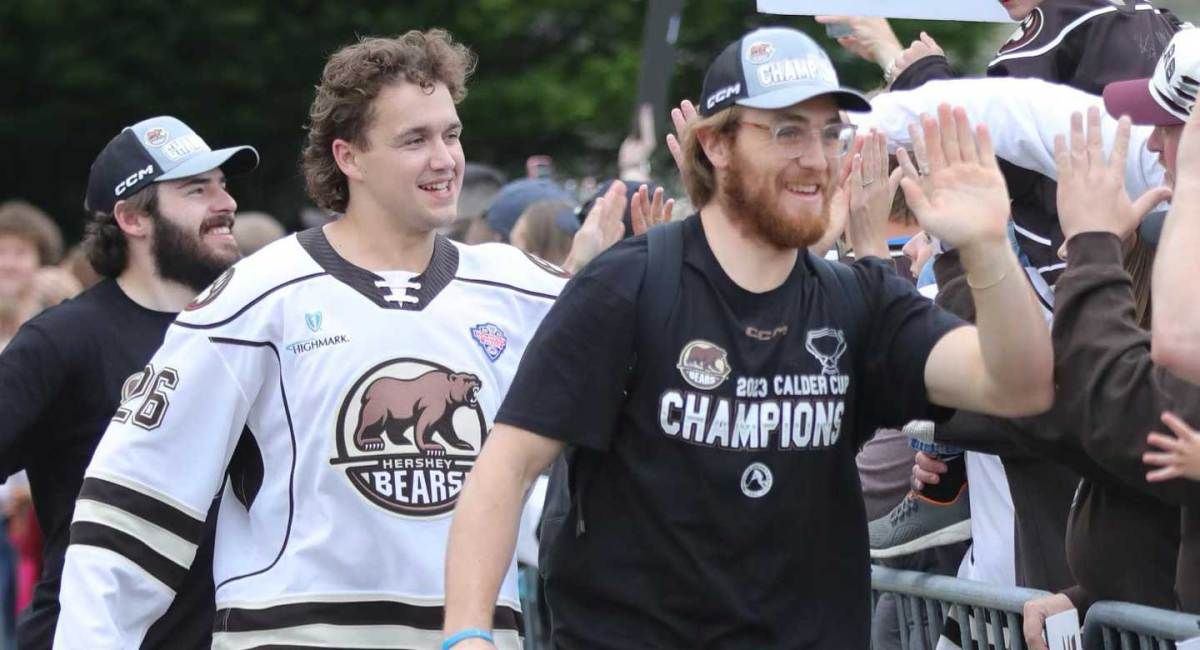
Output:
(302, 29), (477, 213)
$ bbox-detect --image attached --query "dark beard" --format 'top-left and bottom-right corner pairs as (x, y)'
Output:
(150, 209), (239, 292)
(721, 153), (830, 250)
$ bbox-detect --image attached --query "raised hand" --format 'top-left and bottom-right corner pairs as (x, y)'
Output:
(665, 99), (699, 177)
(886, 32), (944, 87)
(1144, 411), (1200, 482)
(1054, 107), (1172, 243)
(630, 184), (674, 235)
(813, 134), (866, 258)
(845, 129), (903, 260)
(563, 181), (628, 274)
(814, 16), (903, 69)
(899, 104), (1010, 254)
(618, 103), (656, 182)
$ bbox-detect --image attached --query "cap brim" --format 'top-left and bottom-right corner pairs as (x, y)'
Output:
(737, 85), (871, 113)
(1103, 78), (1184, 127)
(156, 145), (260, 182)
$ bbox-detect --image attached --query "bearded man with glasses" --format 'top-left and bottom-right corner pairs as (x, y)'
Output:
(443, 27), (1053, 649)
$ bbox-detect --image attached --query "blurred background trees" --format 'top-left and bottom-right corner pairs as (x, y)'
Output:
(2, 0), (1195, 238)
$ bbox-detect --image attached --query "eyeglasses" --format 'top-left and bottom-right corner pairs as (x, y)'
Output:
(738, 120), (858, 159)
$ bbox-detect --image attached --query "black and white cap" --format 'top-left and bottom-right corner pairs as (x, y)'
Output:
(1104, 28), (1200, 127)
(699, 27), (870, 117)
(85, 115), (259, 214)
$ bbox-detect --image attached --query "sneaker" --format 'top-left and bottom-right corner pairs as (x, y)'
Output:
(868, 484), (971, 559)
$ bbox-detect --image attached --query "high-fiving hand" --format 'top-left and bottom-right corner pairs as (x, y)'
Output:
(1054, 107), (1172, 243)
(897, 104), (1010, 254)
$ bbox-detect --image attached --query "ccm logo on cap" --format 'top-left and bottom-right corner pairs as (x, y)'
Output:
(706, 83), (742, 110)
(115, 165), (155, 197)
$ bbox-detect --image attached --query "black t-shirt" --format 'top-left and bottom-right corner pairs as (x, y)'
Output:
(0, 279), (216, 649)
(497, 215), (964, 649)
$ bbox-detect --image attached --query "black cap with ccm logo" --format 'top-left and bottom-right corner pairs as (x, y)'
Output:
(85, 115), (259, 214)
(699, 27), (870, 117)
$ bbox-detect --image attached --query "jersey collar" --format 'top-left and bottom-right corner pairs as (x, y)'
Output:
(296, 226), (459, 311)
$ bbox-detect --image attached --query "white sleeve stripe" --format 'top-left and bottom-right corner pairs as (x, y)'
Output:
(211, 625), (522, 650)
(73, 499), (199, 570)
(86, 468), (209, 522)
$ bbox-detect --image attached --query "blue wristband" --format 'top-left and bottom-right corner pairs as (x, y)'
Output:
(442, 628), (494, 650)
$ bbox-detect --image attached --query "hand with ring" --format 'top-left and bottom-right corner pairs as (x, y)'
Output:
(845, 128), (903, 260)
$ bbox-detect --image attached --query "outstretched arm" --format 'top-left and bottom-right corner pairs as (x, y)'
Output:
(903, 105), (1054, 417)
(443, 424), (563, 649)
(855, 77), (1163, 200)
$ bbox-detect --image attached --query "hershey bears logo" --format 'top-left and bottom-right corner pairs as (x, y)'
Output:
(997, 8), (1044, 56)
(331, 358), (487, 517)
(185, 267), (234, 311)
(523, 251), (570, 278)
(677, 340), (732, 390)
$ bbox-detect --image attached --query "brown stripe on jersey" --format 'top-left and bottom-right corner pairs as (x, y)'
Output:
(214, 599), (523, 633)
(77, 476), (207, 544)
(69, 520), (188, 588)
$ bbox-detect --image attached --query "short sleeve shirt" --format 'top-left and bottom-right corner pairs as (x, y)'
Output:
(497, 215), (964, 649)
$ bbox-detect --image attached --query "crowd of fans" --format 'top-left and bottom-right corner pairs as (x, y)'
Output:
(2, 1), (1200, 648)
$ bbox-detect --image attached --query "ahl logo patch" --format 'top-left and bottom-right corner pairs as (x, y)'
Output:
(741, 462), (773, 498)
(330, 358), (487, 518)
(676, 340), (732, 390)
(470, 323), (507, 362)
(144, 127), (169, 147)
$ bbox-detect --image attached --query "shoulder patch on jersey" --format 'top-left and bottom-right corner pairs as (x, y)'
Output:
(998, 8), (1045, 55)
(175, 235), (325, 329)
(521, 251), (570, 278)
(186, 268), (235, 311)
(470, 323), (508, 362)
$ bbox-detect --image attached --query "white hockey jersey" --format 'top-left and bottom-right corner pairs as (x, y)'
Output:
(55, 229), (567, 649)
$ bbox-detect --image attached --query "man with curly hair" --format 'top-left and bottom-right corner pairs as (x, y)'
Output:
(53, 29), (618, 648)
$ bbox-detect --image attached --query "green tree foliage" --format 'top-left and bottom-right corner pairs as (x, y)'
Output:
(0, 0), (1002, 238)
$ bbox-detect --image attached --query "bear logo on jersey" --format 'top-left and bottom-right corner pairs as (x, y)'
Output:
(677, 340), (732, 390)
(331, 359), (487, 518)
(997, 8), (1043, 55)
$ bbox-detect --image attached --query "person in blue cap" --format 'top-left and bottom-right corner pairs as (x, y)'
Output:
(444, 26), (1052, 649)
(0, 115), (257, 649)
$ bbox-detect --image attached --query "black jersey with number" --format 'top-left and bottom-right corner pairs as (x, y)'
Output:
(0, 278), (215, 649)
(497, 215), (964, 648)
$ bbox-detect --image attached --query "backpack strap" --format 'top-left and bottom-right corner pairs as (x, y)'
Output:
(637, 220), (686, 348)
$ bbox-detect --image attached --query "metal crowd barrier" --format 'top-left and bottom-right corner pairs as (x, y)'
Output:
(1081, 601), (1200, 650)
(871, 565), (1051, 650)
(517, 564), (1200, 649)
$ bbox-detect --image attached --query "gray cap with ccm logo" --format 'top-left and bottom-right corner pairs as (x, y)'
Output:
(85, 115), (259, 214)
(699, 27), (870, 117)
